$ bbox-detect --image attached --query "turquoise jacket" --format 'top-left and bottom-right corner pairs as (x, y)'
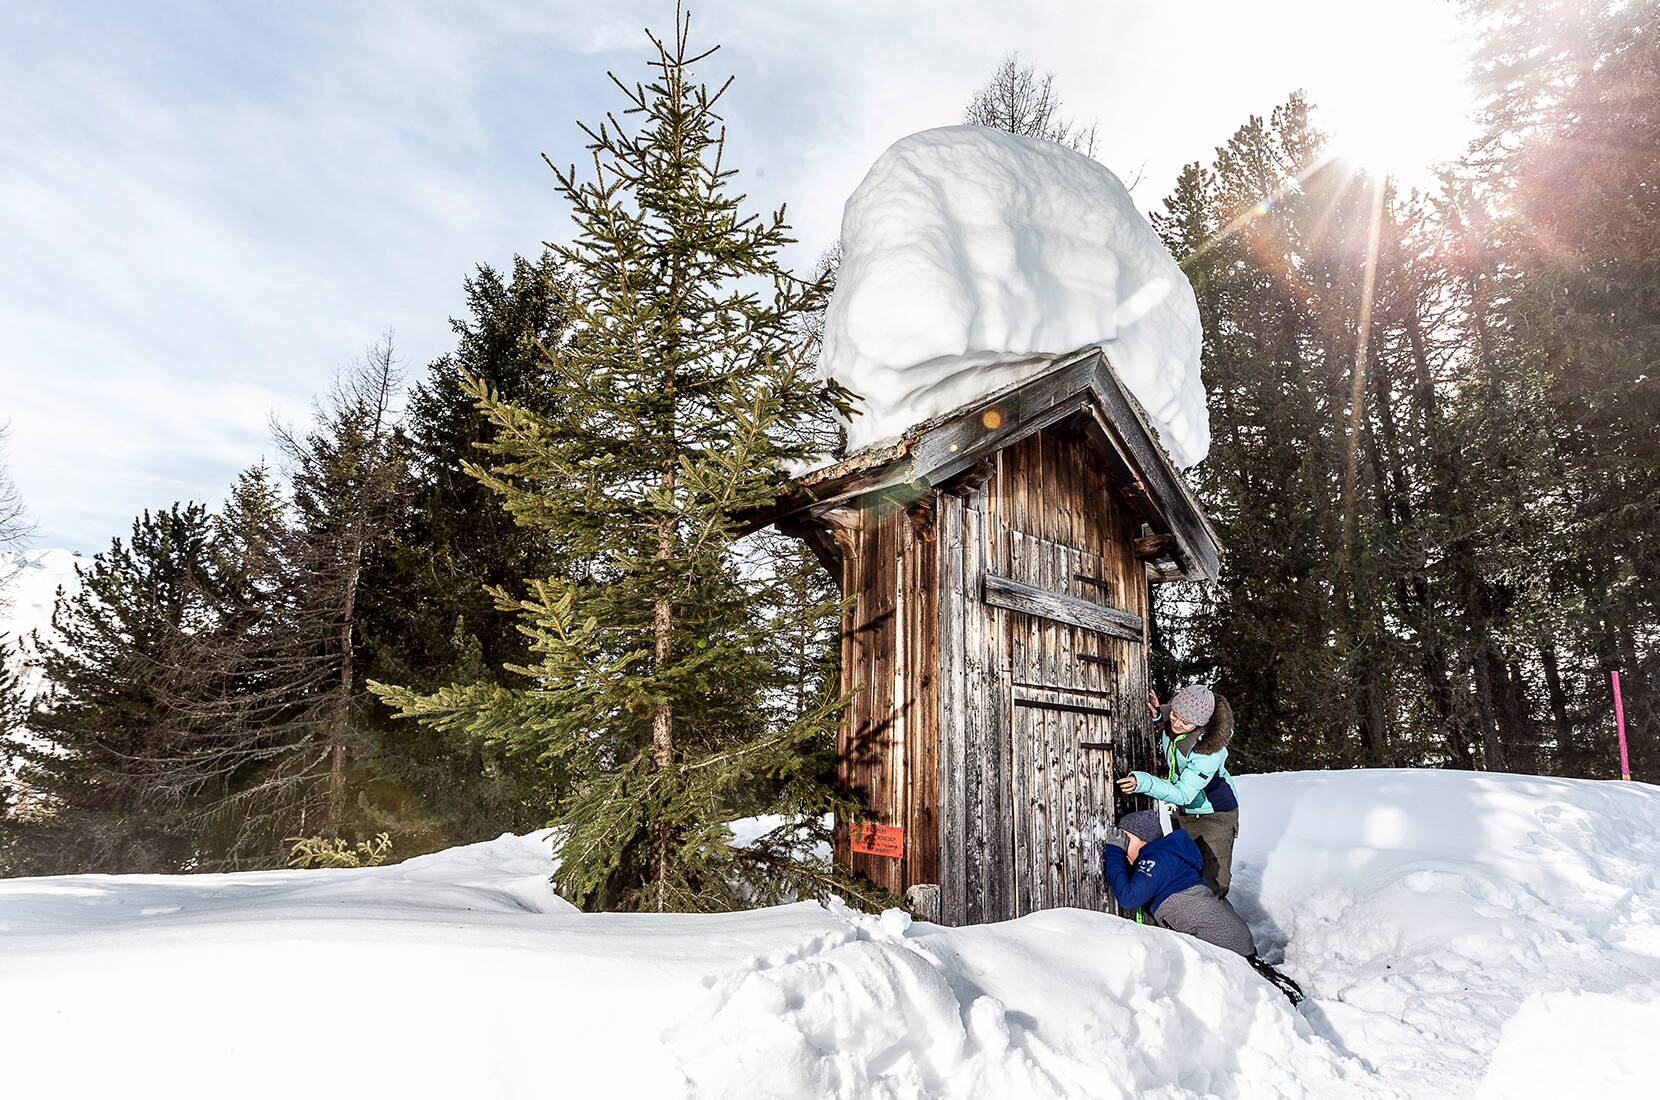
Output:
(1128, 695), (1238, 815)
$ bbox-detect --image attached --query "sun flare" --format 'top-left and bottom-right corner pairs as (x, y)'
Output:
(1322, 82), (1475, 178)
(1309, 4), (1479, 180)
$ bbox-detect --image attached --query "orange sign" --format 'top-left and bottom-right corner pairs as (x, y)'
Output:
(850, 823), (905, 858)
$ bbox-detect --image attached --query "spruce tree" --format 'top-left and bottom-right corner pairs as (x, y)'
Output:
(11, 505), (223, 873)
(1150, 98), (1370, 770)
(367, 253), (575, 692)
(354, 255), (578, 845)
(163, 345), (414, 864)
(274, 341), (409, 837)
(375, 11), (866, 913)
(167, 461), (319, 867)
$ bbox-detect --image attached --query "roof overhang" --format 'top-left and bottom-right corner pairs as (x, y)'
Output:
(760, 347), (1223, 583)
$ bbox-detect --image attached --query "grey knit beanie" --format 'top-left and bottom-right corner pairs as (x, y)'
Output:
(1170, 684), (1216, 727)
(1118, 810), (1165, 843)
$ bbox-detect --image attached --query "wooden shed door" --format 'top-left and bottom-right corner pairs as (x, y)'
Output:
(994, 530), (1144, 917)
(934, 474), (1149, 927)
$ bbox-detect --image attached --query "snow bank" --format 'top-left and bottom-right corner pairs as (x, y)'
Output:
(820, 126), (1208, 467)
(0, 829), (575, 936)
(4, 770), (1657, 1097)
(1233, 770), (1660, 1097)
(0, 834), (1355, 1098)
(678, 903), (1359, 1098)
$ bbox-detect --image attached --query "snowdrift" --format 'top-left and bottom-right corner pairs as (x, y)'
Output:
(819, 126), (1208, 467)
(4, 770), (1658, 1098)
(1237, 770), (1660, 1098)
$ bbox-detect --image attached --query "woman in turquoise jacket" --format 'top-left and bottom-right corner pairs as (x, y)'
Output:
(1115, 684), (1239, 897)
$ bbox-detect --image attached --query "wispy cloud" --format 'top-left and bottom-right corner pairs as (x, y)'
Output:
(0, 0), (1477, 551)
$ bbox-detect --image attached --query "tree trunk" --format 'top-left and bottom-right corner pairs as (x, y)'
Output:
(1540, 643), (1577, 772)
(650, 355), (678, 910)
(328, 529), (364, 836)
(1426, 649), (1471, 766)
(651, 524), (674, 913)
(1331, 186), (1388, 769)
(1357, 651), (1390, 767)
(1474, 646), (1507, 772)
(1337, 184), (1386, 616)
(1401, 304), (1474, 768)
(1500, 659), (1540, 775)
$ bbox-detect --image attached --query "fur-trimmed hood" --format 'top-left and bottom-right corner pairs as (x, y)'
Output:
(1170, 693), (1233, 755)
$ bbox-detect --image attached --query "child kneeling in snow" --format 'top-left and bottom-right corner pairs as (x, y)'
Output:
(1101, 810), (1303, 1005)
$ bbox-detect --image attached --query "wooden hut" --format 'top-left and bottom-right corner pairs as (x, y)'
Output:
(768, 346), (1222, 926)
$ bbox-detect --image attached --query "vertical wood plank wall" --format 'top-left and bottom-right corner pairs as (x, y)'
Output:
(835, 497), (939, 895)
(834, 418), (1154, 923)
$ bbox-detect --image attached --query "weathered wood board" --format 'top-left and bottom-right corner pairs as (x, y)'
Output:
(833, 491), (940, 895)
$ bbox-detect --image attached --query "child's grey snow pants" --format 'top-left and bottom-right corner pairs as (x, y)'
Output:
(1152, 884), (1257, 957)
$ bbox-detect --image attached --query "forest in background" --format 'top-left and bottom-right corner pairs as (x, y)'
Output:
(0, 0), (1653, 891)
(1152, 0), (1657, 784)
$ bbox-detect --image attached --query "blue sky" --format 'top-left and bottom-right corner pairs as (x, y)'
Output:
(0, 0), (1477, 550)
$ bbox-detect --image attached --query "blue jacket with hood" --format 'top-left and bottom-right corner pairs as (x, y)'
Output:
(1101, 828), (1206, 916)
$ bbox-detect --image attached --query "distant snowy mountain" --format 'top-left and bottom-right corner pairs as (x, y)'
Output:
(1, 547), (85, 698)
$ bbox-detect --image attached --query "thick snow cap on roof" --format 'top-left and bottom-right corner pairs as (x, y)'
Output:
(820, 126), (1209, 468)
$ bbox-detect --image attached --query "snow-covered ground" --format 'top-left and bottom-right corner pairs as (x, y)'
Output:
(820, 126), (1208, 467)
(1239, 770), (1660, 1097)
(3, 770), (1656, 1098)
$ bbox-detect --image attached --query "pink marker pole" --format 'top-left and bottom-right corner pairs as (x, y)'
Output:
(1612, 670), (1631, 781)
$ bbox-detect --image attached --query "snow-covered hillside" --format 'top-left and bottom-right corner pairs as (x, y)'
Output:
(1, 547), (84, 697)
(820, 126), (1208, 467)
(3, 770), (1656, 1098)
